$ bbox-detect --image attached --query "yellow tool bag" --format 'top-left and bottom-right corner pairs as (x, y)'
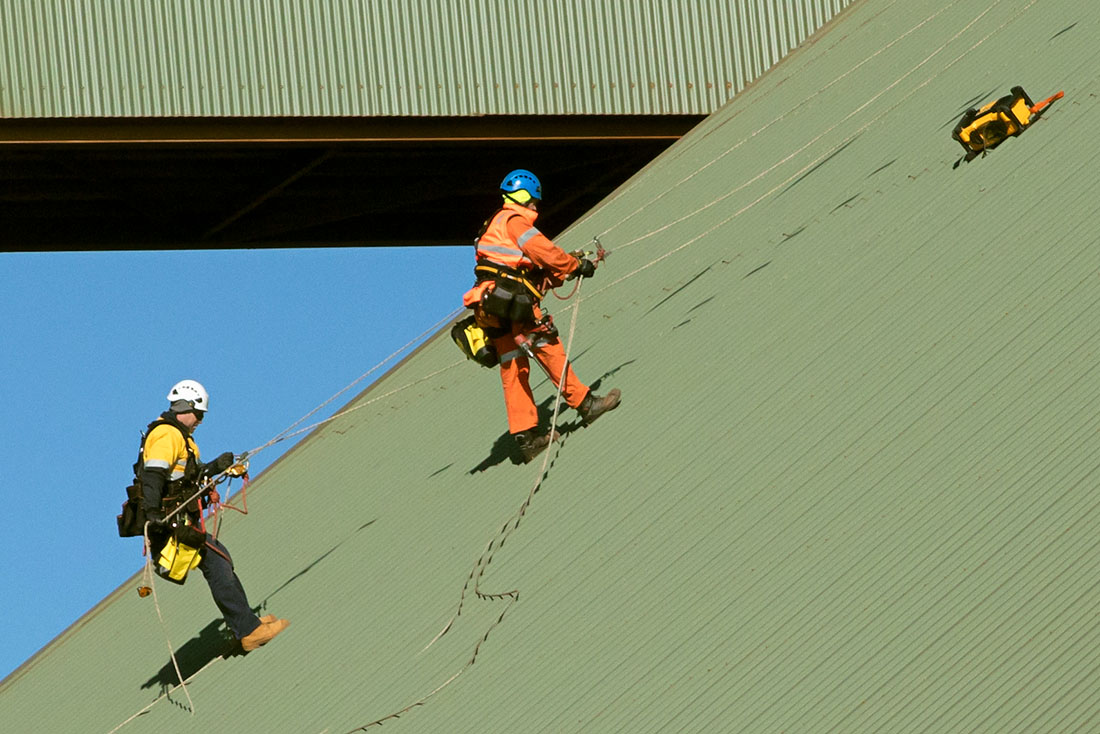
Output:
(156, 524), (205, 584)
(451, 314), (499, 368)
(952, 86), (1063, 161)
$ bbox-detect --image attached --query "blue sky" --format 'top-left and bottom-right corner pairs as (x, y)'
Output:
(0, 246), (471, 681)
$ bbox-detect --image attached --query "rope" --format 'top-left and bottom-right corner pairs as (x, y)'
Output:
(348, 281), (586, 730)
(566, 0), (946, 243)
(343, 2), (1040, 726)
(600, 0), (1004, 259)
(111, 3), (1040, 729)
(581, 0), (1031, 303)
(105, 654), (222, 734)
(245, 306), (466, 457)
(138, 524), (195, 717)
(111, 308), (467, 732)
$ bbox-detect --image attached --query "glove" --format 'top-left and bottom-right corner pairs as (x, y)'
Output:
(575, 258), (596, 279)
(202, 451), (236, 478)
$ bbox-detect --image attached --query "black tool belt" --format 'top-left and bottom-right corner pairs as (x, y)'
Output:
(162, 483), (203, 517)
(475, 263), (542, 323)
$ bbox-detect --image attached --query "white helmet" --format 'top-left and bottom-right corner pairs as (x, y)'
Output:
(166, 379), (210, 412)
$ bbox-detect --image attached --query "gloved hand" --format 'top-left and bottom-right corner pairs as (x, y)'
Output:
(574, 258), (596, 279)
(202, 451), (236, 478)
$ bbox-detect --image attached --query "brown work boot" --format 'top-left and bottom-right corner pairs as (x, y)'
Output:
(578, 388), (621, 425)
(241, 617), (290, 652)
(514, 429), (560, 463)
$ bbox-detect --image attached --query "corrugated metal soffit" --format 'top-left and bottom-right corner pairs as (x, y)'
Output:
(0, 0), (854, 118)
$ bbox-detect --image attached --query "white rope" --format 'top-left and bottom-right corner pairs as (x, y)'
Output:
(582, 0), (1035, 302)
(353, 280), (587, 730)
(600, 0), (1005, 256)
(115, 3), (1041, 729)
(141, 524), (194, 716)
(106, 652), (221, 734)
(232, 0), (1028, 481)
(567, 0), (952, 242)
(247, 306), (466, 457)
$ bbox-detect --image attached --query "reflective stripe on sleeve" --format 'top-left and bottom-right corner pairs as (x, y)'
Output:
(478, 244), (528, 261)
(516, 227), (540, 248)
(144, 458), (171, 470)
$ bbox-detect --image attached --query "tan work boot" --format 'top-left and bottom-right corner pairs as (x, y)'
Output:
(241, 617), (290, 652)
(514, 429), (560, 463)
(578, 388), (621, 425)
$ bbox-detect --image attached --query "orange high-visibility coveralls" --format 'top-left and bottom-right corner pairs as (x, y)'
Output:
(464, 202), (591, 434)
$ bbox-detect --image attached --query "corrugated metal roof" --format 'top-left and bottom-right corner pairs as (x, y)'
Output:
(0, 0), (853, 118)
(4, 0), (1100, 731)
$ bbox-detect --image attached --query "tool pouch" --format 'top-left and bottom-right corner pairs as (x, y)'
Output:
(952, 86), (1034, 156)
(481, 278), (536, 323)
(156, 524), (206, 584)
(451, 315), (499, 368)
(116, 483), (146, 537)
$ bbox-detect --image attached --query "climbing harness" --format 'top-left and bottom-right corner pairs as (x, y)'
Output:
(117, 418), (199, 538)
(473, 262), (542, 323)
(131, 446), (250, 590)
(113, 311), (464, 731)
(952, 86), (1064, 163)
(119, 417), (250, 586)
(454, 236), (582, 365)
(512, 314), (559, 361)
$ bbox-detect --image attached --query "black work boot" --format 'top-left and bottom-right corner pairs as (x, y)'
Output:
(514, 429), (559, 463)
(578, 388), (622, 425)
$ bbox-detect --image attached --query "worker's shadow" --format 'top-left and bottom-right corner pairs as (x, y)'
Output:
(254, 519), (376, 615)
(140, 519), (377, 699)
(141, 618), (242, 698)
(468, 360), (633, 473)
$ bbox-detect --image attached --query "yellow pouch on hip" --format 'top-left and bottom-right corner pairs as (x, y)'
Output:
(157, 535), (203, 584)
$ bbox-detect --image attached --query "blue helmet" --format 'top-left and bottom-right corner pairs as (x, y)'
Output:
(500, 169), (542, 201)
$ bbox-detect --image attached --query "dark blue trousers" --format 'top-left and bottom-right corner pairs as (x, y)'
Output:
(198, 535), (261, 639)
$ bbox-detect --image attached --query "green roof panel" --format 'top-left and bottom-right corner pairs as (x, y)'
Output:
(4, 0), (1099, 731)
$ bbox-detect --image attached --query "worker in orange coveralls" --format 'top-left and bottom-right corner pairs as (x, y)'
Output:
(463, 169), (621, 462)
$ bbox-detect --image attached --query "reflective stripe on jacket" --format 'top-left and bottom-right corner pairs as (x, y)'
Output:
(475, 203), (539, 270)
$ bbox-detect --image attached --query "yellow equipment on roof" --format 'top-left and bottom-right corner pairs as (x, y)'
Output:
(952, 86), (1063, 162)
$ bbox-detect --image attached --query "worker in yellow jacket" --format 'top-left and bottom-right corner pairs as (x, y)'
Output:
(139, 380), (289, 652)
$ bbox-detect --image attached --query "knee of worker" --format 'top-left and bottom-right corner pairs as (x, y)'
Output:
(198, 535), (234, 573)
(499, 354), (531, 386)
